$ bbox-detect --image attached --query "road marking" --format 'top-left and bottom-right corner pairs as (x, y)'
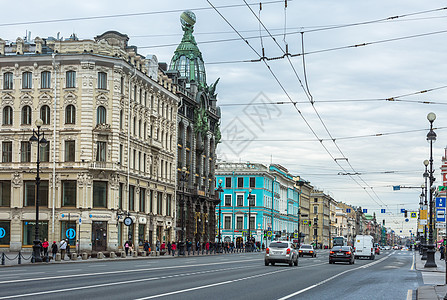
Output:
(278, 252), (393, 299)
(0, 265), (262, 299)
(134, 269), (291, 300)
(406, 289), (412, 300)
(0, 258), (260, 285)
(411, 253), (414, 270)
(89, 264), (106, 267)
(57, 269), (81, 273)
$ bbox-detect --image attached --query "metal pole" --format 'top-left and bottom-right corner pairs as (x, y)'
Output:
(32, 124), (43, 263)
(248, 192), (251, 251)
(422, 162), (429, 260)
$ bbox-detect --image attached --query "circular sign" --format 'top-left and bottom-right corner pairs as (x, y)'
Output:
(124, 217), (133, 226)
(0, 228), (5, 239)
(66, 228), (76, 239)
(405, 218), (409, 222)
(294, 233), (298, 238)
(267, 231), (272, 237)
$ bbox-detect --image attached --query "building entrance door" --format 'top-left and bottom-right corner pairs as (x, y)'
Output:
(92, 221), (107, 252)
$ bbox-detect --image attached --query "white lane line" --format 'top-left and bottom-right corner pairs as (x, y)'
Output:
(0, 258), (260, 285)
(0, 265), (257, 299)
(89, 264), (106, 267)
(411, 253), (415, 270)
(57, 269), (81, 273)
(134, 269), (291, 300)
(406, 289), (412, 300)
(278, 252), (394, 300)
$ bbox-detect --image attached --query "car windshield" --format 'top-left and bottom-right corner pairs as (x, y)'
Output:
(331, 246), (342, 251)
(270, 242), (288, 248)
(300, 245), (312, 249)
(341, 246), (351, 251)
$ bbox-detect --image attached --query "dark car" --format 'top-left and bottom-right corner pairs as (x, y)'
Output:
(329, 246), (355, 264)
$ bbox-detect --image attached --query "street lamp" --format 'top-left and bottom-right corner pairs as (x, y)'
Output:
(247, 188), (255, 251)
(29, 118), (48, 263)
(215, 179), (223, 253)
(425, 112), (437, 268)
(421, 160), (429, 260)
(419, 185), (425, 255)
(179, 166), (188, 256)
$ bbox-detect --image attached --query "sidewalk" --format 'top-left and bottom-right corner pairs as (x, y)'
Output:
(415, 249), (447, 300)
(0, 248), (261, 267)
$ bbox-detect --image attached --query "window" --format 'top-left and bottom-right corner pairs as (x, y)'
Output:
(23, 221), (48, 246)
(21, 105), (32, 125)
(98, 72), (107, 89)
(93, 181), (107, 208)
(118, 183), (123, 209)
(3, 72), (13, 90)
(0, 221), (10, 245)
(40, 105), (50, 125)
(120, 76), (124, 94)
(39, 141), (48, 163)
(96, 141), (107, 162)
(2, 106), (13, 125)
(224, 216), (231, 229)
(60, 221), (76, 246)
(65, 140), (75, 162)
(224, 195), (231, 206)
(225, 177), (231, 188)
(119, 144), (123, 165)
(41, 71), (51, 89)
(140, 188), (146, 213)
(157, 192), (163, 215)
(166, 194), (171, 216)
(20, 141), (31, 162)
(249, 177), (256, 188)
(62, 180), (76, 207)
(97, 106), (106, 125)
(236, 216), (243, 230)
(314, 198), (318, 203)
(66, 70), (76, 88)
(249, 216), (255, 230)
(65, 105), (76, 124)
(24, 180), (48, 207)
(237, 177), (243, 188)
(129, 185), (135, 211)
(119, 110), (123, 130)
(236, 195), (243, 206)
(313, 206), (318, 214)
(22, 72), (32, 89)
(2, 141), (12, 162)
(0, 181), (11, 207)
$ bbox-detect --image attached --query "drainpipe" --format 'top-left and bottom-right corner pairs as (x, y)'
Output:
(51, 53), (57, 240)
(127, 67), (137, 244)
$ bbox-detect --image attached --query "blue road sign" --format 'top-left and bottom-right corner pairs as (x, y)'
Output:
(405, 218), (409, 222)
(381, 209), (386, 213)
(393, 186), (401, 191)
(61, 214), (65, 218)
(346, 208), (351, 213)
(66, 228), (76, 239)
(0, 228), (5, 239)
(79, 218), (82, 224)
(436, 197), (446, 208)
(436, 208), (446, 222)
(401, 209), (406, 213)
(363, 209), (367, 213)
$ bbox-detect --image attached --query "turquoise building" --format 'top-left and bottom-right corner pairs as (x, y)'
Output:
(215, 162), (300, 246)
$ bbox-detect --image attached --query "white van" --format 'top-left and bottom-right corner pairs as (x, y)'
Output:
(354, 235), (375, 260)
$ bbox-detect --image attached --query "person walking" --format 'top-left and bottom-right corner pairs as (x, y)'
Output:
(196, 241), (200, 255)
(206, 241), (210, 255)
(440, 245), (445, 260)
(59, 239), (67, 260)
(124, 241), (130, 256)
(186, 239), (191, 255)
(51, 241), (58, 261)
(171, 242), (177, 256)
(156, 240), (160, 252)
(167, 241), (172, 256)
(143, 240), (150, 256)
(42, 238), (49, 258)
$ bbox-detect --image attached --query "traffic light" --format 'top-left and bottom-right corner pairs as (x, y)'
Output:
(382, 219), (385, 225)
(404, 210), (407, 218)
(308, 221), (312, 227)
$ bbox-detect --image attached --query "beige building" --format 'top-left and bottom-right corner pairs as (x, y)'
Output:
(0, 31), (178, 252)
(309, 190), (336, 248)
(294, 177), (312, 244)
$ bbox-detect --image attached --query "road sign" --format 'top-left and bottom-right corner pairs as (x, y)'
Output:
(363, 209), (367, 213)
(393, 186), (401, 191)
(303, 220), (308, 225)
(381, 209), (386, 213)
(437, 209), (446, 222)
(79, 218), (82, 224)
(436, 223), (446, 229)
(0, 228), (5, 239)
(294, 233), (298, 238)
(66, 228), (76, 239)
(436, 197), (446, 208)
(405, 218), (409, 222)
(439, 186), (447, 192)
(267, 231), (272, 237)
(401, 209), (406, 213)
(410, 212), (417, 218)
(346, 208), (351, 213)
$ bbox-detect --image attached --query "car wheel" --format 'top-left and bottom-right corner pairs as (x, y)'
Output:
(294, 258), (298, 266)
(289, 260), (293, 266)
(352, 259), (355, 264)
(265, 260), (269, 266)
(271, 262), (275, 266)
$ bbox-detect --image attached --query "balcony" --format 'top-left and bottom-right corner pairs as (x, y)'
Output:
(89, 161), (116, 170)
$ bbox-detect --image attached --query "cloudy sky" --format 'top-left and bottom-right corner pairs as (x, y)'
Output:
(4, 0), (447, 235)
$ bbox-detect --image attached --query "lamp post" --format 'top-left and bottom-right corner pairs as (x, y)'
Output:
(247, 188), (255, 251)
(179, 166), (188, 256)
(29, 119), (48, 263)
(422, 160), (429, 259)
(425, 112), (437, 268)
(419, 185), (425, 255)
(215, 179), (223, 253)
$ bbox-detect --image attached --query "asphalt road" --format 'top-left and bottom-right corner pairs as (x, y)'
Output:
(0, 249), (421, 299)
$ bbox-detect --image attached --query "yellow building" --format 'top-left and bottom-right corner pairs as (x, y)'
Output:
(309, 190), (336, 248)
(0, 31), (178, 253)
(295, 177), (312, 244)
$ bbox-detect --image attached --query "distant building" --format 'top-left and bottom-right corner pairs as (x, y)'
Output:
(295, 177), (312, 244)
(309, 190), (336, 248)
(215, 162), (299, 246)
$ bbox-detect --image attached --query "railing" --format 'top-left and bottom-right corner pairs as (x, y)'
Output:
(89, 161), (116, 170)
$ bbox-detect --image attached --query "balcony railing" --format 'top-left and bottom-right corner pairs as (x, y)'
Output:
(90, 161), (116, 170)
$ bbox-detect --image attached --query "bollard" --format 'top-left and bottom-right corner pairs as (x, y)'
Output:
(70, 253), (77, 260)
(97, 252), (104, 259)
(110, 252), (116, 258)
(132, 251), (137, 257)
(1, 253), (4, 265)
(55, 253), (61, 261)
(141, 251), (146, 257)
(18, 251), (21, 264)
(151, 251), (155, 256)
(82, 252), (88, 260)
(120, 251), (126, 258)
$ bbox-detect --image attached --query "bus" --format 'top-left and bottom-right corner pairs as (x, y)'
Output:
(333, 236), (347, 247)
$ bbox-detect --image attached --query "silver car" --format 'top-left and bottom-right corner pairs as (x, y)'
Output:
(265, 241), (298, 266)
(298, 244), (316, 257)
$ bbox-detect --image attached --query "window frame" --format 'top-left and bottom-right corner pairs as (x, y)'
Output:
(3, 72), (13, 90)
(41, 71), (51, 89)
(40, 105), (50, 125)
(21, 105), (32, 125)
(66, 70), (76, 88)
(65, 105), (76, 124)
(2, 106), (13, 125)
(96, 106), (106, 125)
(22, 72), (32, 89)
(97, 71), (107, 90)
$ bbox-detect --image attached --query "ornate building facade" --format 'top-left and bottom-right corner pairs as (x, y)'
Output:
(167, 11), (221, 245)
(0, 31), (178, 252)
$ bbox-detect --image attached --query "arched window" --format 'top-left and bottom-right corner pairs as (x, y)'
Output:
(40, 105), (50, 125)
(97, 106), (106, 125)
(21, 105), (32, 125)
(2, 106), (13, 125)
(65, 105), (76, 124)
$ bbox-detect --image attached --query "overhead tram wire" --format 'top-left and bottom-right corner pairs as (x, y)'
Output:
(243, 1), (388, 208)
(208, 0), (387, 209)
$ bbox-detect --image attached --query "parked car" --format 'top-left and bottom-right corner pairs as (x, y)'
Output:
(298, 244), (316, 257)
(329, 246), (355, 264)
(265, 241), (298, 266)
(384, 246), (391, 250)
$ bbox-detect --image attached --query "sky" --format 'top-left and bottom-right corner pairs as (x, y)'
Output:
(3, 0), (447, 236)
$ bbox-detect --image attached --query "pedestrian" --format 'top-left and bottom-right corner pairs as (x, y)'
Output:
(42, 238), (49, 258)
(167, 241), (172, 255)
(196, 241), (200, 255)
(143, 240), (150, 256)
(186, 239), (191, 255)
(124, 241), (130, 256)
(51, 241), (58, 260)
(440, 245), (445, 260)
(128, 240), (133, 255)
(206, 241), (210, 255)
(171, 241), (176, 256)
(202, 242), (206, 255)
(156, 240), (161, 252)
(59, 239), (67, 260)
(66, 240), (71, 257)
